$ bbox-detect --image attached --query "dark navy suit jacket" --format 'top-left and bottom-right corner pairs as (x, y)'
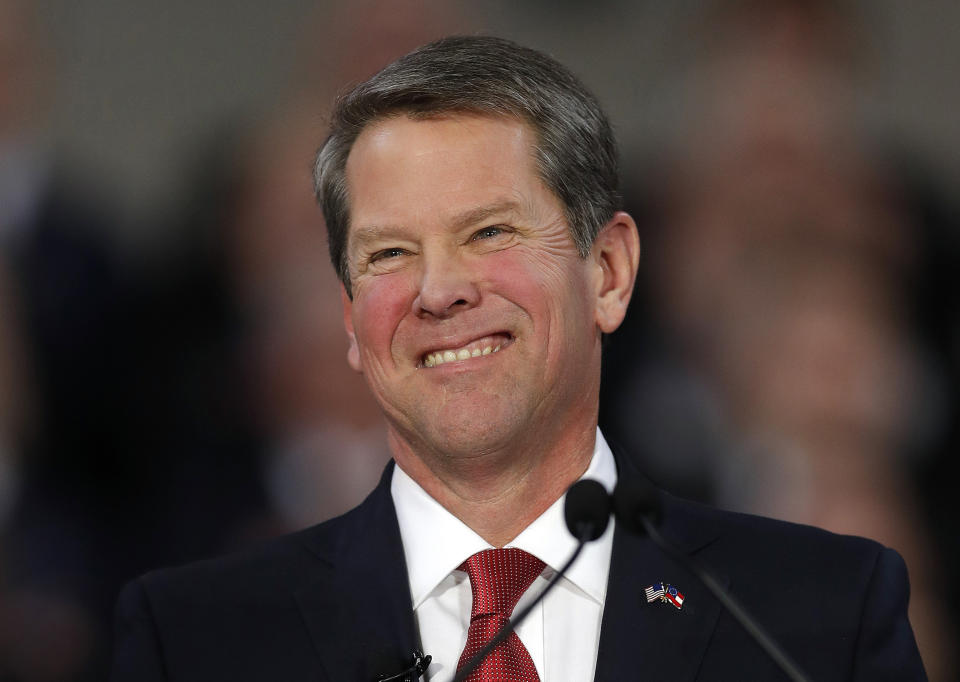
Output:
(112, 457), (927, 681)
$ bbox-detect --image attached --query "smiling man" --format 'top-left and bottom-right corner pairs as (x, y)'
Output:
(112, 36), (925, 682)
(338, 112), (633, 549)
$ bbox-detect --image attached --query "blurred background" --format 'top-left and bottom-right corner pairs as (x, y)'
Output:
(0, 0), (957, 679)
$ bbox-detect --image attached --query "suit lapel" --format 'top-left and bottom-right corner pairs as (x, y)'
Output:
(596, 448), (727, 682)
(294, 463), (421, 682)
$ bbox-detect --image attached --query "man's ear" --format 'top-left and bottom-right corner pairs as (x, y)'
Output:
(341, 283), (362, 372)
(591, 211), (640, 334)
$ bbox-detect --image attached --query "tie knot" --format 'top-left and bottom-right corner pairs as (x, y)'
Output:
(459, 548), (545, 620)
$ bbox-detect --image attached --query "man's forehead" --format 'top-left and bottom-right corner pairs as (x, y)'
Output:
(343, 113), (552, 243)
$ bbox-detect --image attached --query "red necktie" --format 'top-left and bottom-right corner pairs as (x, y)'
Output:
(456, 548), (545, 681)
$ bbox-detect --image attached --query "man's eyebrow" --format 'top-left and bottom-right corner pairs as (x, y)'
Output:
(350, 224), (409, 249)
(449, 200), (522, 230)
(350, 200), (523, 248)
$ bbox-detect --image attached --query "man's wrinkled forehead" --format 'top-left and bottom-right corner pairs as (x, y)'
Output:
(342, 112), (550, 239)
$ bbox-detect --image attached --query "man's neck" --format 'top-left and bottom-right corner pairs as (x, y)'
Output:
(390, 425), (597, 547)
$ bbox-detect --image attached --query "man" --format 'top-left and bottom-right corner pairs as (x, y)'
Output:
(112, 36), (926, 681)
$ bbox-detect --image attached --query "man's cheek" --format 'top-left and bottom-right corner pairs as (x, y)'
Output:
(480, 251), (540, 294)
(354, 275), (414, 354)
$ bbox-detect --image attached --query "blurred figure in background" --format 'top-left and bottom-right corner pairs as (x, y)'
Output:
(219, 0), (477, 528)
(0, 1), (129, 679)
(603, 1), (957, 679)
(223, 116), (390, 527)
(0, 1), (481, 678)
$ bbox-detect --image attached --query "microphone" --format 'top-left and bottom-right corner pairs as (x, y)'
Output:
(610, 475), (662, 530)
(613, 477), (813, 682)
(451, 479), (611, 682)
(564, 478), (613, 540)
(374, 649), (432, 682)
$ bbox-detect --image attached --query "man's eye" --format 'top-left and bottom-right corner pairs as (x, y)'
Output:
(472, 226), (505, 241)
(371, 247), (407, 262)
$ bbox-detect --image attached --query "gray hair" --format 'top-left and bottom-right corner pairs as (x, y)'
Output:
(313, 35), (621, 296)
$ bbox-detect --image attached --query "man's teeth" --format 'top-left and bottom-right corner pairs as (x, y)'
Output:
(424, 344), (502, 367)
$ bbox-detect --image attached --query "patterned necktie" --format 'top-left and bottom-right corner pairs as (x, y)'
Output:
(456, 548), (545, 682)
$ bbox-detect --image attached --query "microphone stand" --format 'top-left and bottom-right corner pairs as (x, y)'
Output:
(450, 523), (593, 682)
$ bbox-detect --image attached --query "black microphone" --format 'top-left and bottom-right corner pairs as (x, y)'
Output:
(564, 478), (613, 541)
(451, 479), (611, 682)
(374, 649), (432, 682)
(613, 477), (813, 682)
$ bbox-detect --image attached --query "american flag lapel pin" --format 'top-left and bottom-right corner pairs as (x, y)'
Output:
(644, 581), (685, 610)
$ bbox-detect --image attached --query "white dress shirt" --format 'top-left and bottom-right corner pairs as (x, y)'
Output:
(391, 428), (617, 682)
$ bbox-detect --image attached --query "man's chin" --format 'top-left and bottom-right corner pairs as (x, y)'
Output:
(395, 407), (530, 463)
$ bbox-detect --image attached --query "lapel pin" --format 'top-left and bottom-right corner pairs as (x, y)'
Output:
(645, 581), (685, 610)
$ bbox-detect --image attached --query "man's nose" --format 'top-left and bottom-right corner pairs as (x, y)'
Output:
(412, 253), (480, 318)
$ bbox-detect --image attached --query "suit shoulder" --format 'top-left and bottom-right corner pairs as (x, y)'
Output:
(663, 493), (891, 575)
(135, 504), (364, 605)
(658, 496), (924, 680)
(113, 512), (367, 682)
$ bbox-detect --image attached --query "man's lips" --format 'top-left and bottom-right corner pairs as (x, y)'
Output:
(421, 332), (513, 368)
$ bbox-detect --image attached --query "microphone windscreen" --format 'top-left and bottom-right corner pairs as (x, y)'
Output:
(564, 479), (612, 541)
(612, 476), (663, 535)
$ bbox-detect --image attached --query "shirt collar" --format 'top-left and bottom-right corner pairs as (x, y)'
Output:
(391, 428), (618, 609)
